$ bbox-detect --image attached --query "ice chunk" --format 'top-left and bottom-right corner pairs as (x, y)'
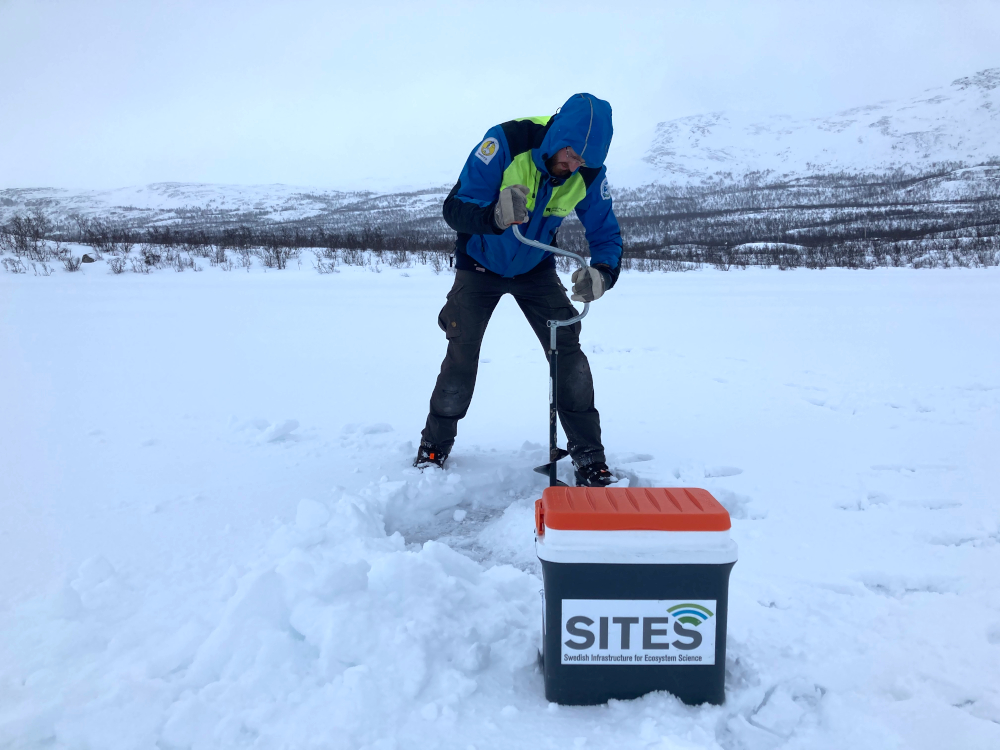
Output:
(295, 498), (330, 530)
(73, 556), (116, 591)
(258, 418), (299, 443)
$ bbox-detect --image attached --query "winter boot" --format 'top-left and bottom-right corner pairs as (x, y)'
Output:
(574, 461), (615, 488)
(413, 441), (448, 470)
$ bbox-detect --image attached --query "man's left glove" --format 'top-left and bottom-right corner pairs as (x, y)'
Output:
(571, 266), (612, 302)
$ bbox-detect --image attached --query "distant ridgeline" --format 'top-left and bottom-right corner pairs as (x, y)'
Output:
(572, 161), (1000, 270)
(2, 162), (1000, 271)
(5, 66), (1000, 272)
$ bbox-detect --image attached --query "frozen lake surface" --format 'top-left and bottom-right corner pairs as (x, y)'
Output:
(1, 259), (998, 749)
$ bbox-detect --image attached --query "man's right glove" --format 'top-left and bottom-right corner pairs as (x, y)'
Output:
(493, 184), (530, 230)
(571, 265), (612, 302)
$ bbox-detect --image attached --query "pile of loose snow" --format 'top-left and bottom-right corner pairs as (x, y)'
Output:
(0, 486), (541, 749)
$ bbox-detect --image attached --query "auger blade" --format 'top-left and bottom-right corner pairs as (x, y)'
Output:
(533, 448), (570, 485)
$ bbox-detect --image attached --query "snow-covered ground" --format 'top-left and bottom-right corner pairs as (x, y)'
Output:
(1, 260), (999, 749)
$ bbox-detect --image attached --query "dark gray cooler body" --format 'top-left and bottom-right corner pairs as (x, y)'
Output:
(535, 487), (738, 706)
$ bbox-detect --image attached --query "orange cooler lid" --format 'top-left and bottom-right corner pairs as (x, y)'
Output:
(536, 487), (731, 534)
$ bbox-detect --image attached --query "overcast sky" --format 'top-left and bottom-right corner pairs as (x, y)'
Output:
(1, 0), (998, 191)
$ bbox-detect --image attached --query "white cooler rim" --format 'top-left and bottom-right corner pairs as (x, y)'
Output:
(535, 528), (739, 565)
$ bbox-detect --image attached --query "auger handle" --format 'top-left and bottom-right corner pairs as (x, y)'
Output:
(512, 224), (595, 487)
(512, 225), (590, 330)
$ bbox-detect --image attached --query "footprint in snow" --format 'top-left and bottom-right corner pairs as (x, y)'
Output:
(718, 680), (827, 746)
(341, 422), (393, 436)
(837, 491), (890, 511)
(857, 571), (957, 598)
(749, 682), (826, 739)
(926, 529), (1000, 548)
(987, 623), (1000, 645)
(230, 417), (302, 444)
(784, 382), (827, 392)
(616, 452), (654, 463)
(870, 464), (916, 473)
(959, 383), (998, 392)
(900, 498), (962, 510)
(704, 465), (743, 478)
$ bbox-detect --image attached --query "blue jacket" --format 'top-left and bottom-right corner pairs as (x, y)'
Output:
(443, 93), (622, 282)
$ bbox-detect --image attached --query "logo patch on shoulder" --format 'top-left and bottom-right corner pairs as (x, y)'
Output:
(600, 177), (611, 200)
(475, 137), (499, 165)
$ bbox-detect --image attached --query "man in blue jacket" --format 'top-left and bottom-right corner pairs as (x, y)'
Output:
(415, 93), (622, 487)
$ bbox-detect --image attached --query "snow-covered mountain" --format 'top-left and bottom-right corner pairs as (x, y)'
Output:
(642, 68), (1000, 183)
(0, 182), (450, 229)
(4, 68), (1000, 226)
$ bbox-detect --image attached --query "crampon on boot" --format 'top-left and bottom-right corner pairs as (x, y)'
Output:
(573, 461), (615, 488)
(413, 441), (448, 470)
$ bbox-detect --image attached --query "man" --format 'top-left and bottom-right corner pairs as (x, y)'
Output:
(414, 93), (622, 488)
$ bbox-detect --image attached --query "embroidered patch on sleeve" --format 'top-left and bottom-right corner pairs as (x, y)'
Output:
(474, 137), (500, 165)
(600, 177), (611, 200)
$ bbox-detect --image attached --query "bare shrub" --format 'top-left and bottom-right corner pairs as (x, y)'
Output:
(256, 238), (298, 270)
(139, 243), (163, 269)
(313, 250), (339, 274)
(712, 247), (732, 271)
(236, 247), (253, 272)
(62, 255), (82, 272)
(218, 226), (255, 271)
(186, 237), (213, 258)
(342, 247), (364, 266)
(386, 249), (410, 268)
(172, 252), (194, 272)
(555, 255), (575, 273)
(32, 262), (54, 276)
(116, 236), (135, 258)
(2, 257), (27, 273)
(209, 246), (227, 266)
(2, 212), (52, 261)
(108, 256), (128, 274)
(75, 215), (136, 257)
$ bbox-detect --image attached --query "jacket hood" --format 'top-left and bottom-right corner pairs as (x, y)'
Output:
(539, 93), (613, 169)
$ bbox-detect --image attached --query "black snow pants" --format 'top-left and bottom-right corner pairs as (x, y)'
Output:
(421, 266), (605, 467)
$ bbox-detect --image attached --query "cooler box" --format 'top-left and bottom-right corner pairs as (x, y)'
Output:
(535, 486), (738, 706)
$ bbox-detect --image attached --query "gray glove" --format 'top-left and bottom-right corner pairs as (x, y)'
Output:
(571, 266), (608, 302)
(493, 184), (529, 230)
